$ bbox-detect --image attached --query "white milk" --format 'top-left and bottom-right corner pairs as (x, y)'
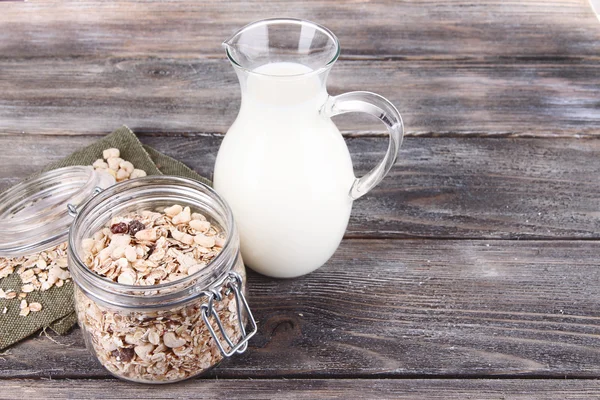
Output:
(213, 62), (356, 278)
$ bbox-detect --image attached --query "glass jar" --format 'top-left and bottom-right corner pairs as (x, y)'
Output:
(67, 176), (256, 384)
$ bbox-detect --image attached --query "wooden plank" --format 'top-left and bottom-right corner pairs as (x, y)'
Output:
(1, 58), (599, 137)
(2, 240), (600, 379)
(1, 135), (599, 239)
(1, 1), (599, 60)
(1, 378), (600, 399)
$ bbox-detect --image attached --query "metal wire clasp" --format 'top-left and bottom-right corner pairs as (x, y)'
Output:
(201, 271), (257, 357)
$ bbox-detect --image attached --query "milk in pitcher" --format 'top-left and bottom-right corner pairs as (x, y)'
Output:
(214, 62), (356, 278)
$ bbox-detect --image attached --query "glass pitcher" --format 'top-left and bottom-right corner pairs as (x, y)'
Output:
(214, 18), (404, 278)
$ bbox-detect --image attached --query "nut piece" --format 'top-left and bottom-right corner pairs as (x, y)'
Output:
(147, 328), (161, 345)
(194, 233), (215, 248)
(111, 234), (132, 248)
(189, 220), (210, 233)
(172, 207), (191, 225)
(111, 246), (126, 260)
(29, 302), (42, 312)
(107, 157), (123, 171)
(119, 161), (134, 174)
(164, 204), (183, 217)
(191, 213), (207, 221)
(130, 169), (147, 179)
(135, 229), (157, 242)
(134, 343), (155, 360)
(171, 229), (194, 246)
(116, 169), (129, 181)
(125, 246), (138, 262)
(93, 159), (109, 169)
(117, 269), (137, 285)
(103, 148), (120, 159)
(163, 331), (186, 348)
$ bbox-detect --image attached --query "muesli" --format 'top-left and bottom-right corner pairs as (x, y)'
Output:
(75, 204), (243, 382)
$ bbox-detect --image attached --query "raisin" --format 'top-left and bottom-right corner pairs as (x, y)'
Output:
(110, 222), (129, 234)
(128, 220), (145, 236)
(111, 347), (134, 362)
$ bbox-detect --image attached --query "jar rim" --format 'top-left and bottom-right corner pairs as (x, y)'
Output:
(68, 175), (239, 309)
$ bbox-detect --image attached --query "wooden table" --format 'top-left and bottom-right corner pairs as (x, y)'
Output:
(2, 1), (600, 398)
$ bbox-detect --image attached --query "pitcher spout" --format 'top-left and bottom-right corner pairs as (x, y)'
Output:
(222, 33), (236, 50)
(222, 40), (234, 65)
(222, 18), (340, 74)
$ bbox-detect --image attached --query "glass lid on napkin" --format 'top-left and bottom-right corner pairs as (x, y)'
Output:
(0, 166), (115, 258)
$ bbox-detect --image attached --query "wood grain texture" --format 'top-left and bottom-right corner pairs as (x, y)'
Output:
(1, 135), (599, 239)
(0, 378), (599, 400)
(2, 240), (600, 379)
(1, 0), (599, 60)
(1, 0), (600, 392)
(1, 58), (599, 137)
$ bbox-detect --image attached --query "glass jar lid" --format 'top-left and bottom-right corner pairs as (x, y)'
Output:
(0, 166), (115, 258)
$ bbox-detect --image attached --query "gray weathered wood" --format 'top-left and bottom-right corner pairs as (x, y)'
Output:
(1, 378), (599, 399)
(2, 0), (600, 393)
(2, 135), (599, 239)
(3, 240), (600, 379)
(1, 58), (599, 137)
(1, 0), (599, 60)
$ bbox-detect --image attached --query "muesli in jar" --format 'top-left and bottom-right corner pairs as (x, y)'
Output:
(74, 201), (252, 383)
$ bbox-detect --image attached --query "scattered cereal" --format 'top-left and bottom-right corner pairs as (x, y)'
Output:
(0, 149), (148, 319)
(94, 148), (146, 183)
(130, 169), (147, 179)
(21, 284), (35, 293)
(103, 148), (120, 160)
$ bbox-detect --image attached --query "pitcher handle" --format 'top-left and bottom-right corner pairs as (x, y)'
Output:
(322, 91), (404, 200)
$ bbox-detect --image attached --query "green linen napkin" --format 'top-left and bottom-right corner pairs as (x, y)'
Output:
(0, 126), (210, 348)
